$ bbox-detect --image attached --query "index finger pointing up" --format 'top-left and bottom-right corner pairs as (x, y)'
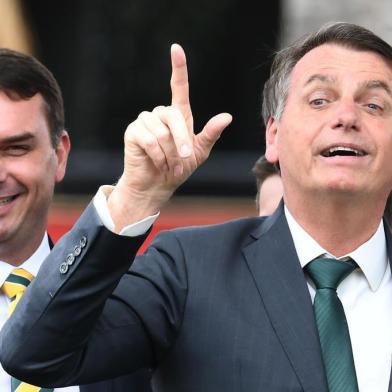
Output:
(170, 44), (193, 130)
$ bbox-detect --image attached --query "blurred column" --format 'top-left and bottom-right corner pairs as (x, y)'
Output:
(280, 0), (392, 47)
(0, 0), (34, 54)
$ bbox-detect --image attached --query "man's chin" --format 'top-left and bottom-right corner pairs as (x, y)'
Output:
(0, 216), (23, 244)
(0, 228), (16, 243)
(317, 175), (364, 192)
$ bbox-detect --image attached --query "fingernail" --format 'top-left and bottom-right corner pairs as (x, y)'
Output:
(174, 165), (183, 177)
(180, 144), (191, 158)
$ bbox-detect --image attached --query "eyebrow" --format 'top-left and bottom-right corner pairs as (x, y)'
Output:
(359, 80), (392, 98)
(304, 74), (337, 86)
(0, 132), (35, 145)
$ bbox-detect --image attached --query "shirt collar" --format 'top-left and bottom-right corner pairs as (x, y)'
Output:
(284, 206), (388, 292)
(0, 233), (51, 287)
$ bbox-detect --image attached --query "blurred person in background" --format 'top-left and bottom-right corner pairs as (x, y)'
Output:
(252, 154), (283, 215)
(0, 48), (151, 392)
(0, 0), (34, 55)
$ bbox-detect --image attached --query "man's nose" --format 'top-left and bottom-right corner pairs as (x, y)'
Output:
(331, 99), (359, 131)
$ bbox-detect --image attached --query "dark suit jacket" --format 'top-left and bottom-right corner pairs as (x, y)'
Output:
(1, 202), (391, 391)
(49, 236), (152, 392)
(80, 370), (152, 392)
(35, 237), (152, 392)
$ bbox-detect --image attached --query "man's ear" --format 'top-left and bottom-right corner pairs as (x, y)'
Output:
(265, 117), (279, 164)
(54, 130), (71, 183)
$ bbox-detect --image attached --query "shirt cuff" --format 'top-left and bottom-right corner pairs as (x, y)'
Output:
(93, 185), (159, 236)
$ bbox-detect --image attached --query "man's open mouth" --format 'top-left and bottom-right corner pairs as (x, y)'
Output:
(0, 195), (18, 206)
(321, 146), (367, 158)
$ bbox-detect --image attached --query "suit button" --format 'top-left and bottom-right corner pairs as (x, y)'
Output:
(80, 236), (87, 248)
(66, 253), (75, 265)
(59, 262), (69, 274)
(74, 245), (82, 256)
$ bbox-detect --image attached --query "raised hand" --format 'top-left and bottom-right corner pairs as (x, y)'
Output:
(108, 44), (232, 230)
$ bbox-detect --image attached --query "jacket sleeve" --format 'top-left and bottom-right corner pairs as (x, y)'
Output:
(0, 202), (188, 387)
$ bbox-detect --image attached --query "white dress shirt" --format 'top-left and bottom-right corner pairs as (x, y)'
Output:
(285, 207), (392, 392)
(95, 185), (159, 236)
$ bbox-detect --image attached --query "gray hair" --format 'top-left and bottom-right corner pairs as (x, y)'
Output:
(262, 22), (392, 126)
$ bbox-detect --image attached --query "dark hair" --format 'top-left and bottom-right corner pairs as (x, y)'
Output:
(262, 22), (392, 126)
(384, 195), (392, 228)
(252, 155), (280, 210)
(0, 48), (64, 146)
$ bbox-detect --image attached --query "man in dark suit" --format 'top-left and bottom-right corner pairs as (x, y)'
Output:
(2, 22), (392, 391)
(0, 49), (151, 391)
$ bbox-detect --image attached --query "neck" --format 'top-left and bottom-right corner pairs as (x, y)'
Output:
(285, 192), (385, 257)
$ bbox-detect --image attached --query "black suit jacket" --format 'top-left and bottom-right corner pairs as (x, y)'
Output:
(2, 202), (391, 391)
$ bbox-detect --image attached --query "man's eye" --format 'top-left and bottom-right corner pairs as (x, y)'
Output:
(310, 98), (327, 107)
(5, 146), (29, 156)
(367, 102), (382, 111)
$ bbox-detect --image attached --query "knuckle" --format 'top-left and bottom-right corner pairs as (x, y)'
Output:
(125, 120), (137, 132)
(144, 135), (158, 150)
(166, 156), (181, 168)
(167, 106), (180, 116)
(138, 111), (152, 121)
(155, 153), (167, 166)
(152, 105), (166, 114)
(155, 127), (171, 142)
(170, 77), (178, 89)
(124, 121), (138, 140)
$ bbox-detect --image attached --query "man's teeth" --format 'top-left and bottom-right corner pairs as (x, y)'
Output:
(0, 196), (15, 206)
(323, 146), (365, 157)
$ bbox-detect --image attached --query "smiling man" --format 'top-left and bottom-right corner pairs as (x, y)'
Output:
(0, 49), (152, 392)
(0, 50), (71, 392)
(2, 23), (392, 392)
(0, 93), (68, 264)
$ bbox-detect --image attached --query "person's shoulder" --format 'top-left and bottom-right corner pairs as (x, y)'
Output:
(155, 215), (268, 246)
(177, 215), (265, 233)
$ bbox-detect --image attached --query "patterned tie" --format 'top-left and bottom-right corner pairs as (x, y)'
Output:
(1, 268), (53, 392)
(305, 258), (359, 392)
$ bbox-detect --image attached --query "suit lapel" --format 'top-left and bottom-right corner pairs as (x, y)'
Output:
(242, 205), (328, 392)
(384, 221), (392, 392)
(48, 234), (54, 250)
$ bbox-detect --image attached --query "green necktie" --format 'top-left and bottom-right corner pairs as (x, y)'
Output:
(2, 268), (54, 392)
(305, 258), (359, 392)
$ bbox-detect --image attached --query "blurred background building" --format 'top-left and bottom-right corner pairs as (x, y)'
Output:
(0, 0), (389, 237)
(280, 0), (392, 47)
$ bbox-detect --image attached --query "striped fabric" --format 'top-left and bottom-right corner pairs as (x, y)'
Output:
(2, 268), (53, 392)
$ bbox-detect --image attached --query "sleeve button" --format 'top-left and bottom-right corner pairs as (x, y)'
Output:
(66, 253), (75, 265)
(73, 245), (82, 257)
(59, 262), (69, 274)
(80, 236), (87, 248)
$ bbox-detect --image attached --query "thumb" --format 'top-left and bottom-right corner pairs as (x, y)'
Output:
(196, 113), (232, 157)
